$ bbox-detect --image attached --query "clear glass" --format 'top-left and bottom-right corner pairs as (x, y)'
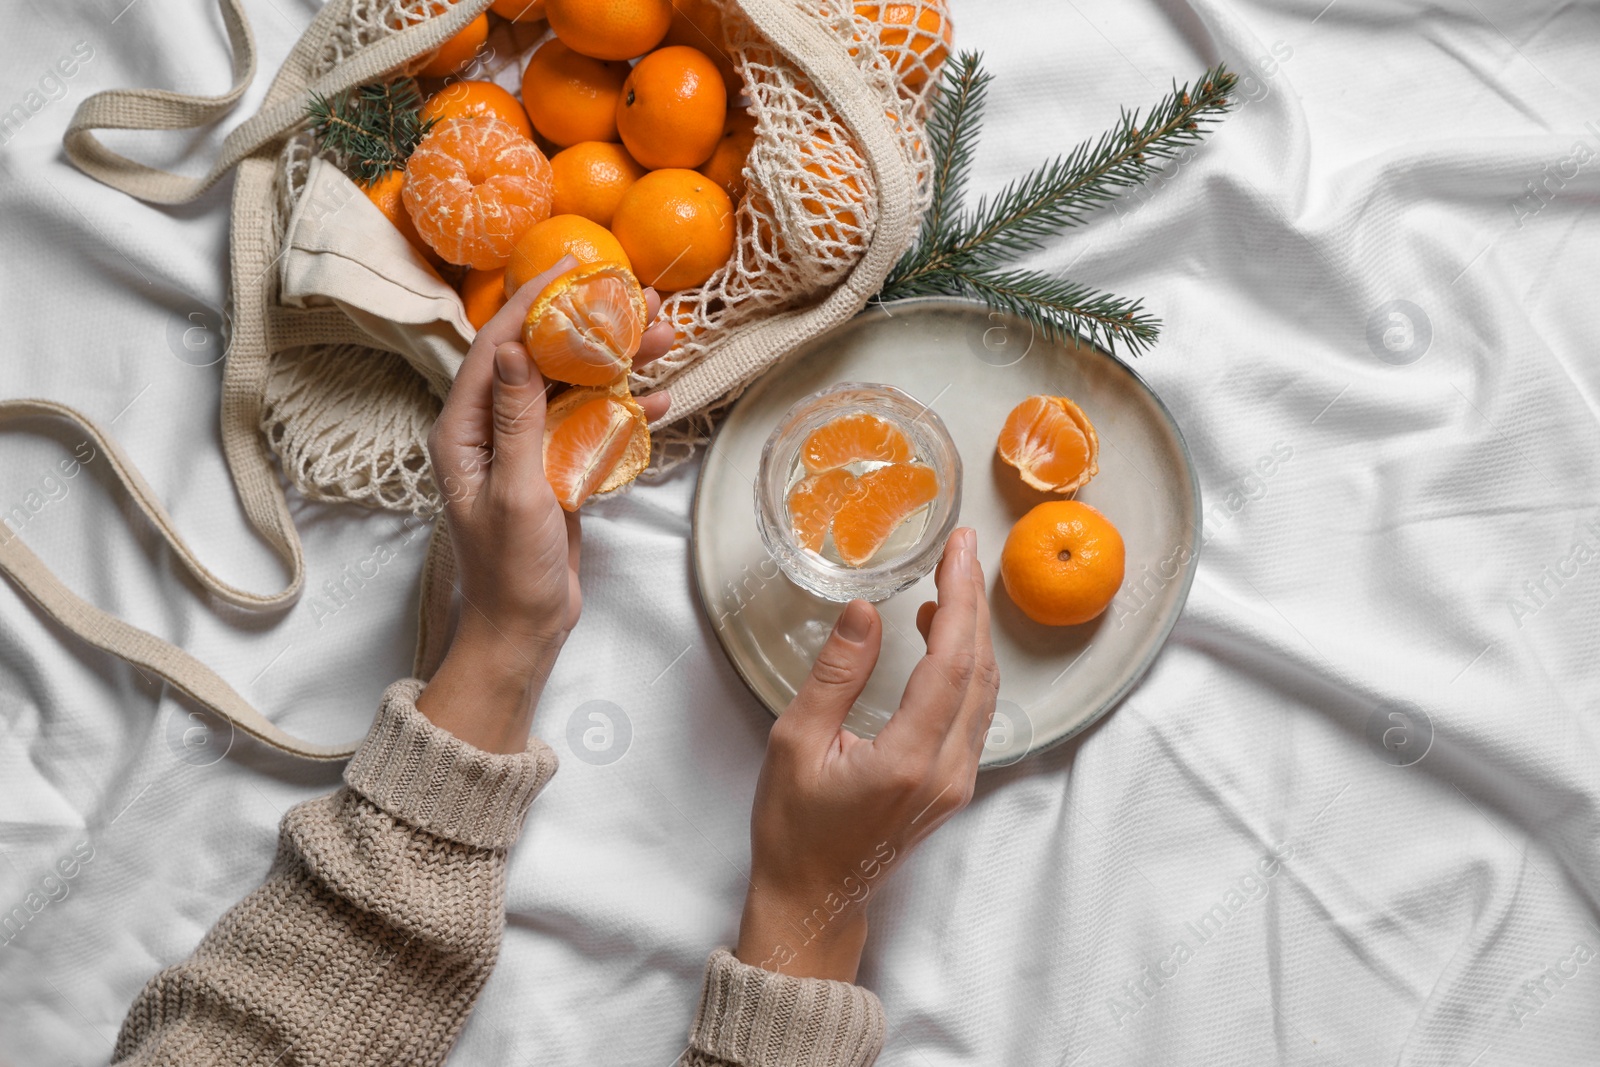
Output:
(755, 382), (962, 602)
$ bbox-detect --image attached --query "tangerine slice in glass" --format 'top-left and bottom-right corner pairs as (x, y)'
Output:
(801, 412), (913, 474)
(996, 394), (1099, 493)
(542, 383), (651, 511)
(522, 263), (648, 386)
(403, 116), (554, 269)
(787, 467), (858, 552)
(831, 462), (939, 567)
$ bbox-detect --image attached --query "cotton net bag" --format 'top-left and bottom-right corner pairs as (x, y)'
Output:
(267, 0), (946, 513)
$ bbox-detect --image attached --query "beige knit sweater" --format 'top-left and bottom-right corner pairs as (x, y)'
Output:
(112, 680), (886, 1066)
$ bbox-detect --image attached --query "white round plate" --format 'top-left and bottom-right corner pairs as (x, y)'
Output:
(691, 298), (1200, 768)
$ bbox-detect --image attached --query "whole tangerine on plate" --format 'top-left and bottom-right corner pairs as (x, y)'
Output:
(698, 109), (757, 202)
(503, 213), (632, 297)
(831, 462), (939, 567)
(546, 0), (672, 60)
(611, 168), (734, 290)
(520, 39), (630, 147)
(854, 1), (952, 89)
(996, 394), (1099, 493)
(662, 0), (740, 97)
(420, 80), (533, 140)
(1000, 500), (1125, 626)
(460, 266), (508, 329)
(522, 262), (648, 385)
(801, 411), (912, 473)
(403, 116), (553, 268)
(490, 0), (546, 20)
(543, 383), (651, 511)
(361, 169), (444, 269)
(550, 141), (647, 226)
(616, 45), (727, 169)
(416, 12), (490, 78)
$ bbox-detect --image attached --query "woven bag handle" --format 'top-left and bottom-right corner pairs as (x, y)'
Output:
(62, 0), (493, 204)
(0, 399), (356, 759)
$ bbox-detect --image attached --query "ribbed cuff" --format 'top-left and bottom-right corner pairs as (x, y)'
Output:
(689, 949), (886, 1067)
(343, 679), (558, 851)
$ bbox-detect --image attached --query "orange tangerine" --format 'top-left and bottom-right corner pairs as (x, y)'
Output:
(802, 412), (912, 473)
(662, 0), (740, 98)
(610, 168), (734, 290)
(543, 383), (651, 510)
(420, 80), (533, 140)
(854, 2), (952, 89)
(417, 12), (490, 78)
(787, 467), (859, 552)
(522, 262), (648, 385)
(490, 0), (546, 20)
(616, 45), (727, 169)
(996, 395), (1099, 493)
(362, 169), (444, 269)
(460, 266), (508, 329)
(831, 462), (938, 566)
(520, 39), (631, 147)
(1000, 501), (1124, 626)
(550, 141), (647, 226)
(503, 214), (631, 297)
(404, 117), (552, 268)
(698, 109), (756, 202)
(546, 0), (672, 60)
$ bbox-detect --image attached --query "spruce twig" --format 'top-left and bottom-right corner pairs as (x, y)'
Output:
(880, 59), (1237, 355)
(307, 78), (435, 184)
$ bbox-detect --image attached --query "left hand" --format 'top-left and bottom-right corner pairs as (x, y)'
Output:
(416, 255), (673, 752)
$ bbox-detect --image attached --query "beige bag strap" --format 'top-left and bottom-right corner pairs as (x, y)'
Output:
(63, 0), (493, 205)
(0, 399), (356, 760)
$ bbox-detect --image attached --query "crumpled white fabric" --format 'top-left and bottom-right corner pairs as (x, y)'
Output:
(2, 1), (1598, 1065)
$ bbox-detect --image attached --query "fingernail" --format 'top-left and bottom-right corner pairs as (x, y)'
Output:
(955, 529), (975, 577)
(836, 600), (871, 642)
(495, 344), (529, 385)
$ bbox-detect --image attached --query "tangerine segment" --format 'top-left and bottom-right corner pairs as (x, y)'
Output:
(403, 117), (553, 268)
(996, 394), (1099, 493)
(543, 385), (651, 511)
(831, 462), (938, 567)
(1000, 501), (1124, 626)
(523, 263), (647, 385)
(802, 412), (913, 474)
(787, 468), (859, 552)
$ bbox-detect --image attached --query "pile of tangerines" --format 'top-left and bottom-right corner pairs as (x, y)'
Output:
(355, 0), (951, 510)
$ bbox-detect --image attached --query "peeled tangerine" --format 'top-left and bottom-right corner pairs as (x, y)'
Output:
(403, 117), (553, 269)
(522, 263), (648, 387)
(996, 394), (1100, 494)
(543, 382), (651, 511)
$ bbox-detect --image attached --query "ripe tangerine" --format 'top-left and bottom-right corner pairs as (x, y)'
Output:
(616, 45), (728, 169)
(403, 116), (553, 269)
(1000, 500), (1125, 626)
(610, 168), (734, 291)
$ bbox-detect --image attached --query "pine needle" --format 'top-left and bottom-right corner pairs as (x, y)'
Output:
(307, 78), (435, 184)
(880, 59), (1237, 355)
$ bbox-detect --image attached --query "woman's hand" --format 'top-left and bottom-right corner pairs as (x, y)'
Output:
(416, 255), (673, 753)
(735, 528), (998, 981)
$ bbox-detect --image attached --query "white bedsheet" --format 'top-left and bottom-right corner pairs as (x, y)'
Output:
(4, 0), (1600, 1064)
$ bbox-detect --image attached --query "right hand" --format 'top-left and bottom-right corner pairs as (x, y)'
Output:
(734, 528), (998, 981)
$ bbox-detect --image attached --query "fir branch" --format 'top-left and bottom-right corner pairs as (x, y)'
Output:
(918, 51), (989, 252)
(307, 78), (434, 184)
(896, 63), (1236, 290)
(953, 269), (1159, 356)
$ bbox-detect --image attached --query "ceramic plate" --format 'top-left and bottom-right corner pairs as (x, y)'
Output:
(691, 298), (1200, 767)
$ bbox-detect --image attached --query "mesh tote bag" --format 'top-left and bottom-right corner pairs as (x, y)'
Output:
(0, 0), (941, 759)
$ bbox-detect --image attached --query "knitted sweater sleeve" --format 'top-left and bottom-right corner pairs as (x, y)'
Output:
(112, 679), (887, 1067)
